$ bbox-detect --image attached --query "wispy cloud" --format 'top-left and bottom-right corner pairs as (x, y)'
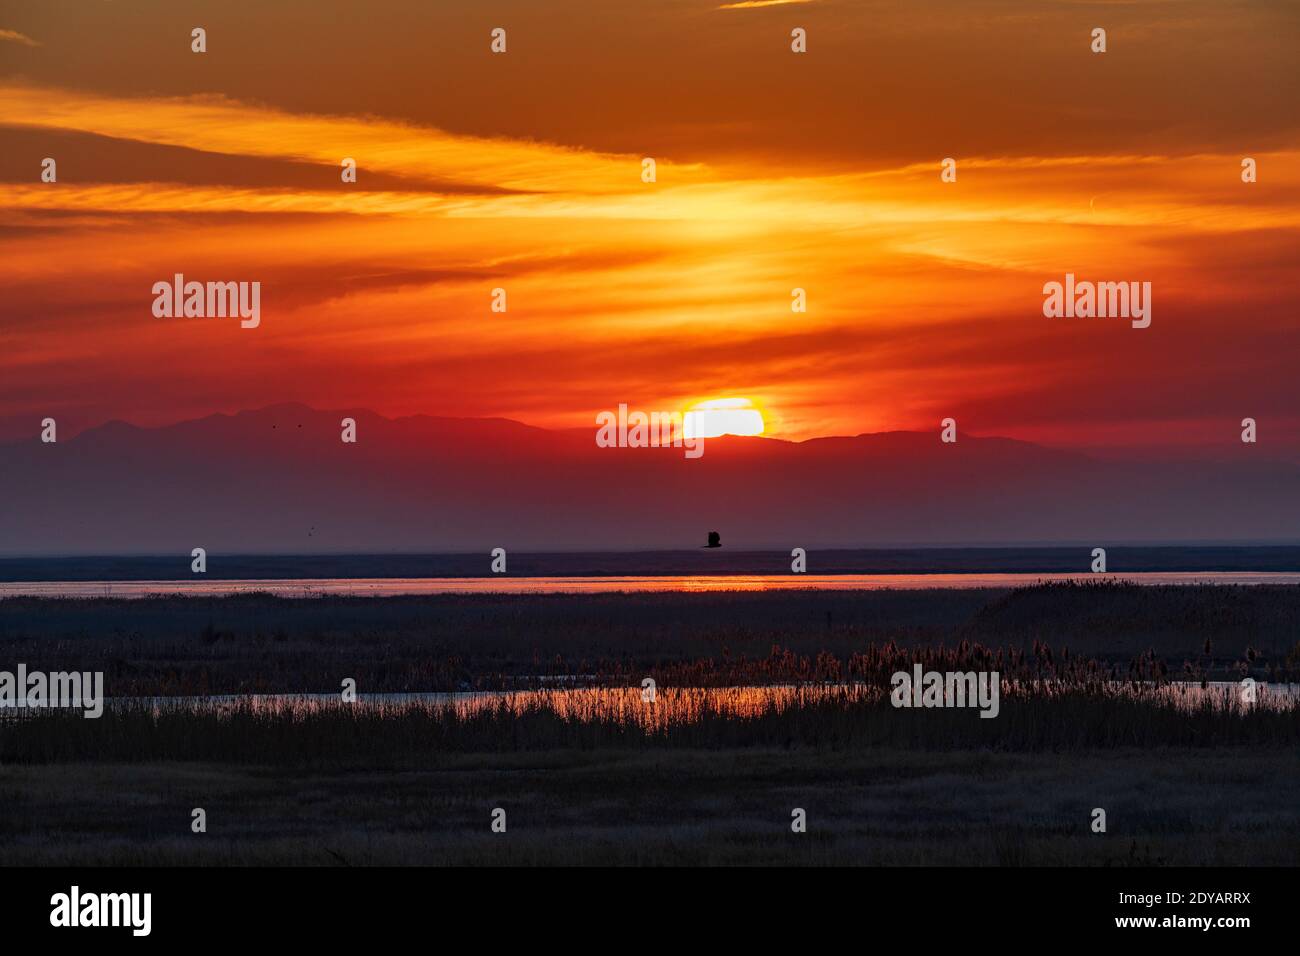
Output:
(1, 77), (1296, 446)
(0, 28), (40, 47)
(717, 0), (815, 9)
(0, 85), (709, 195)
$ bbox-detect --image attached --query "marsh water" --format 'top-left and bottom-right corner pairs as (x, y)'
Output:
(6, 571), (1300, 599)
(100, 681), (1300, 721)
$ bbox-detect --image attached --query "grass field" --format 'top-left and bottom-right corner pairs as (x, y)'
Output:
(2, 747), (1295, 866)
(1, 581), (1297, 865)
(2, 582), (1297, 695)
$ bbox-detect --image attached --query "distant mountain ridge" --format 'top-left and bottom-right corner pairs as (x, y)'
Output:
(1, 404), (1297, 555)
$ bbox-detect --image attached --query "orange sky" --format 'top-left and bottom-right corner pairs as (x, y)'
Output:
(1, 1), (1297, 450)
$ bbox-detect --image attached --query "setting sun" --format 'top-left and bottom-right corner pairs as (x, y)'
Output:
(683, 398), (765, 439)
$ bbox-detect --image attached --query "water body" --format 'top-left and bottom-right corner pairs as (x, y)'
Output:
(5, 571), (1300, 598)
(3, 546), (1299, 582)
(104, 681), (1300, 718)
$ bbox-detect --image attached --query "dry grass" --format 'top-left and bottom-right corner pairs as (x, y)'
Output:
(3, 582), (1296, 695)
(1, 747), (1295, 865)
(2, 680), (1296, 766)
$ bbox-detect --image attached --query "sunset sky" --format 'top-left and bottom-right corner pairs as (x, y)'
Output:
(1, 0), (1297, 451)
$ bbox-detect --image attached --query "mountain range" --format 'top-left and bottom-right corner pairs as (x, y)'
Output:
(1, 404), (1297, 555)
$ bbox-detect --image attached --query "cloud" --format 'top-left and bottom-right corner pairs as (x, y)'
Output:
(718, 0), (815, 8)
(0, 84), (709, 195)
(0, 28), (39, 47)
(0, 80), (1297, 449)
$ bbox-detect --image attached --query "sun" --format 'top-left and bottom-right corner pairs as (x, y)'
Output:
(683, 398), (765, 439)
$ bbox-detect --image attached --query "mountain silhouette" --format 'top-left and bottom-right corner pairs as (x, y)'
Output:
(1, 403), (1297, 555)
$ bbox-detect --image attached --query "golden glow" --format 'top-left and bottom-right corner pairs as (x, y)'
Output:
(684, 399), (766, 439)
(1, 0), (1297, 455)
(718, 0), (816, 9)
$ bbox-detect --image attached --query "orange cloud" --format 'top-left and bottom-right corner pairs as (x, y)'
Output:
(0, 28), (39, 47)
(0, 81), (1296, 450)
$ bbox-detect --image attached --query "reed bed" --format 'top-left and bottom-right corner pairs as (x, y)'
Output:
(3, 679), (1297, 766)
(4, 582), (1298, 696)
